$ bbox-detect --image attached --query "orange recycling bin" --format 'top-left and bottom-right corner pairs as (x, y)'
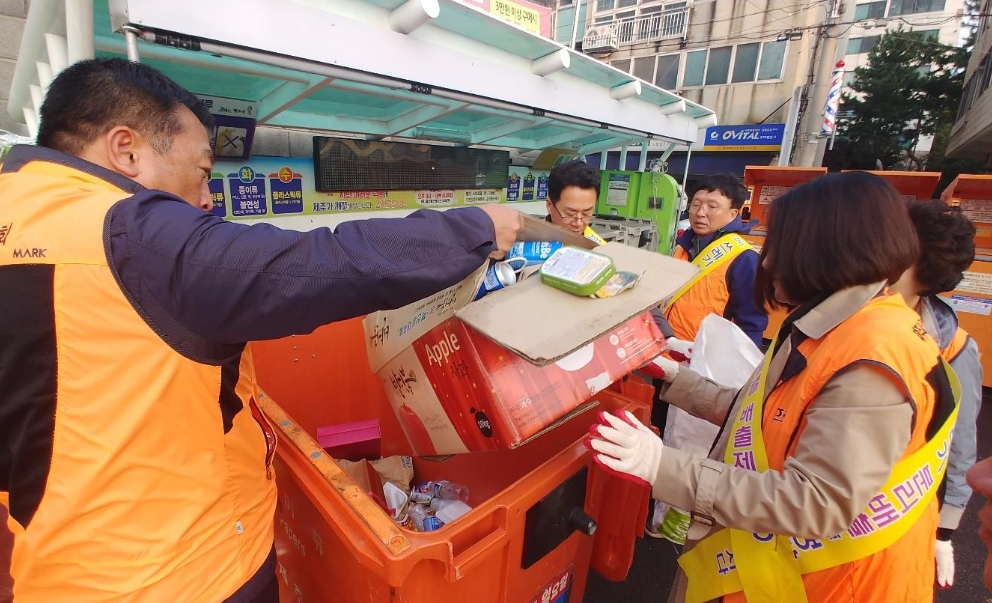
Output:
(0, 507), (10, 602)
(740, 166), (827, 341)
(940, 175), (992, 387)
(842, 170), (940, 202)
(251, 318), (654, 603)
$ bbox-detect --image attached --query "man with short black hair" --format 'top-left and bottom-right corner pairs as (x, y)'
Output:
(0, 57), (523, 603)
(545, 159), (607, 244)
(664, 174), (767, 347)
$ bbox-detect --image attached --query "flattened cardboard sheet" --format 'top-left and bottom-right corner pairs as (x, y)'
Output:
(456, 243), (698, 365)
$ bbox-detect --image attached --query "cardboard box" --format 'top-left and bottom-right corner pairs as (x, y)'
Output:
(363, 243), (698, 455)
(317, 419), (382, 461)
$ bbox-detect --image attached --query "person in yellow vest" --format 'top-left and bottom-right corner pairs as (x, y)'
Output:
(889, 198), (981, 590)
(966, 456), (992, 591)
(544, 159), (607, 245)
(666, 174), (768, 348)
(0, 58), (524, 603)
(645, 175), (767, 535)
(592, 171), (958, 603)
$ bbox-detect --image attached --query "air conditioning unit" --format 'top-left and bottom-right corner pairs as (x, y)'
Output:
(583, 25), (619, 53)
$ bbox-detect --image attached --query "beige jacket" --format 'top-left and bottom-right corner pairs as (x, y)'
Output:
(657, 283), (915, 603)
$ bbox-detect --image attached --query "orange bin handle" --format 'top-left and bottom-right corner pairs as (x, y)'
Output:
(446, 506), (509, 581)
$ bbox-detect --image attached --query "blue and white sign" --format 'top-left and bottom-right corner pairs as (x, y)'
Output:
(703, 124), (786, 152)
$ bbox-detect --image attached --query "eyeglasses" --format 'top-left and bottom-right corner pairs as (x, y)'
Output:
(689, 201), (733, 214)
(551, 203), (594, 224)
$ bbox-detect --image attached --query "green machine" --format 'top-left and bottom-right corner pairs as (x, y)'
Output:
(596, 170), (684, 255)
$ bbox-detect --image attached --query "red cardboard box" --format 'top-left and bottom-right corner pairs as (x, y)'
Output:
(363, 243), (697, 455)
(316, 419), (382, 461)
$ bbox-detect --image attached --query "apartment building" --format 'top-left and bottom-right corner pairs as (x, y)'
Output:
(947, 0), (992, 162)
(553, 0), (965, 171)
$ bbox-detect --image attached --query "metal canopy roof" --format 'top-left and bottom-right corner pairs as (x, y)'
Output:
(9, 0), (716, 154)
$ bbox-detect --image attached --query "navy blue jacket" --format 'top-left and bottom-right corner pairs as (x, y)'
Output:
(674, 215), (767, 346)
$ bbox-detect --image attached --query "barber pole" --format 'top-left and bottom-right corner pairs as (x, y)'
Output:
(821, 60), (846, 136)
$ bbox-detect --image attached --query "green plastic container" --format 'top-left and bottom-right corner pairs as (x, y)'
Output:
(540, 246), (616, 296)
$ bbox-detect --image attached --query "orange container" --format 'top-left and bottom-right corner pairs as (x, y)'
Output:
(0, 507), (10, 603)
(842, 170), (940, 202)
(742, 166), (827, 236)
(252, 318), (652, 603)
(739, 166), (828, 341)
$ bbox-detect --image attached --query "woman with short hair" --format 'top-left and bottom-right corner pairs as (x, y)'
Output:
(595, 171), (958, 603)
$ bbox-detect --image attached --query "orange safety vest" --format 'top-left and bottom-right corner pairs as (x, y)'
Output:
(0, 159), (277, 601)
(720, 294), (948, 603)
(666, 238), (751, 342)
(942, 327), (970, 363)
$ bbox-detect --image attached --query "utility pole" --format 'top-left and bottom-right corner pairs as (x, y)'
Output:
(570, 0), (585, 49)
(796, 0), (841, 166)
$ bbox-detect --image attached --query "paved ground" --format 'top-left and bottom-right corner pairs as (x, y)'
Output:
(585, 396), (992, 603)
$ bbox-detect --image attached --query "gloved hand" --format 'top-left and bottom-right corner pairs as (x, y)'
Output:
(935, 538), (954, 588)
(585, 410), (664, 487)
(665, 337), (694, 363)
(638, 355), (680, 383)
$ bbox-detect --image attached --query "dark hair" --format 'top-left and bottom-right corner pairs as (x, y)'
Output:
(691, 174), (748, 209)
(907, 199), (976, 296)
(756, 171), (920, 309)
(548, 159), (600, 202)
(37, 58), (214, 155)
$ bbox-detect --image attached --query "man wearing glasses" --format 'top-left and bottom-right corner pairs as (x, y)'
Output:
(545, 159), (608, 245)
(665, 174), (766, 347)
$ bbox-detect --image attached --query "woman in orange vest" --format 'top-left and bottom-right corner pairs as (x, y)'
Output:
(592, 171), (958, 603)
(889, 198), (981, 590)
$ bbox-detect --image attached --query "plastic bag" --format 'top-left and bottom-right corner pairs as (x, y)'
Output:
(651, 315), (763, 541)
(0, 130), (32, 164)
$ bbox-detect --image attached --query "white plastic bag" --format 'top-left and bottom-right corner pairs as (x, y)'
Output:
(651, 315), (763, 541)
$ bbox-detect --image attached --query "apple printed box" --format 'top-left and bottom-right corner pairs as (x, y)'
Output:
(363, 243), (699, 456)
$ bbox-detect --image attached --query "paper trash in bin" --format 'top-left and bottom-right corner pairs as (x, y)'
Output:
(363, 243), (698, 455)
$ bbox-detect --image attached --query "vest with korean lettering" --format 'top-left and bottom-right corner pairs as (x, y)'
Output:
(665, 234), (754, 342)
(679, 293), (956, 603)
(0, 155), (278, 602)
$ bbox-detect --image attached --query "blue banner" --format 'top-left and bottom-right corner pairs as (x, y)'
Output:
(703, 124), (785, 152)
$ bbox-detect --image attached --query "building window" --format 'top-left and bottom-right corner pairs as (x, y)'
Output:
(633, 56), (655, 81)
(732, 43), (761, 83)
(705, 46), (733, 85)
(915, 29), (940, 41)
(670, 40), (786, 88)
(757, 41), (787, 80)
(846, 35), (881, 54)
(684, 50), (706, 87)
(854, 1), (886, 19)
(618, 0), (638, 7)
(888, 0), (945, 16)
(842, 71), (857, 88)
(656, 54), (681, 89)
(597, 0), (614, 11)
(611, 59), (632, 72)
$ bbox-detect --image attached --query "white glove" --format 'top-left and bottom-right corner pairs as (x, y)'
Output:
(665, 337), (694, 363)
(587, 410), (664, 487)
(935, 539), (954, 588)
(639, 355), (680, 383)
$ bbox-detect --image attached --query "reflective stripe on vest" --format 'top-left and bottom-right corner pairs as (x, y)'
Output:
(678, 295), (959, 603)
(584, 225), (607, 245)
(663, 234), (752, 313)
